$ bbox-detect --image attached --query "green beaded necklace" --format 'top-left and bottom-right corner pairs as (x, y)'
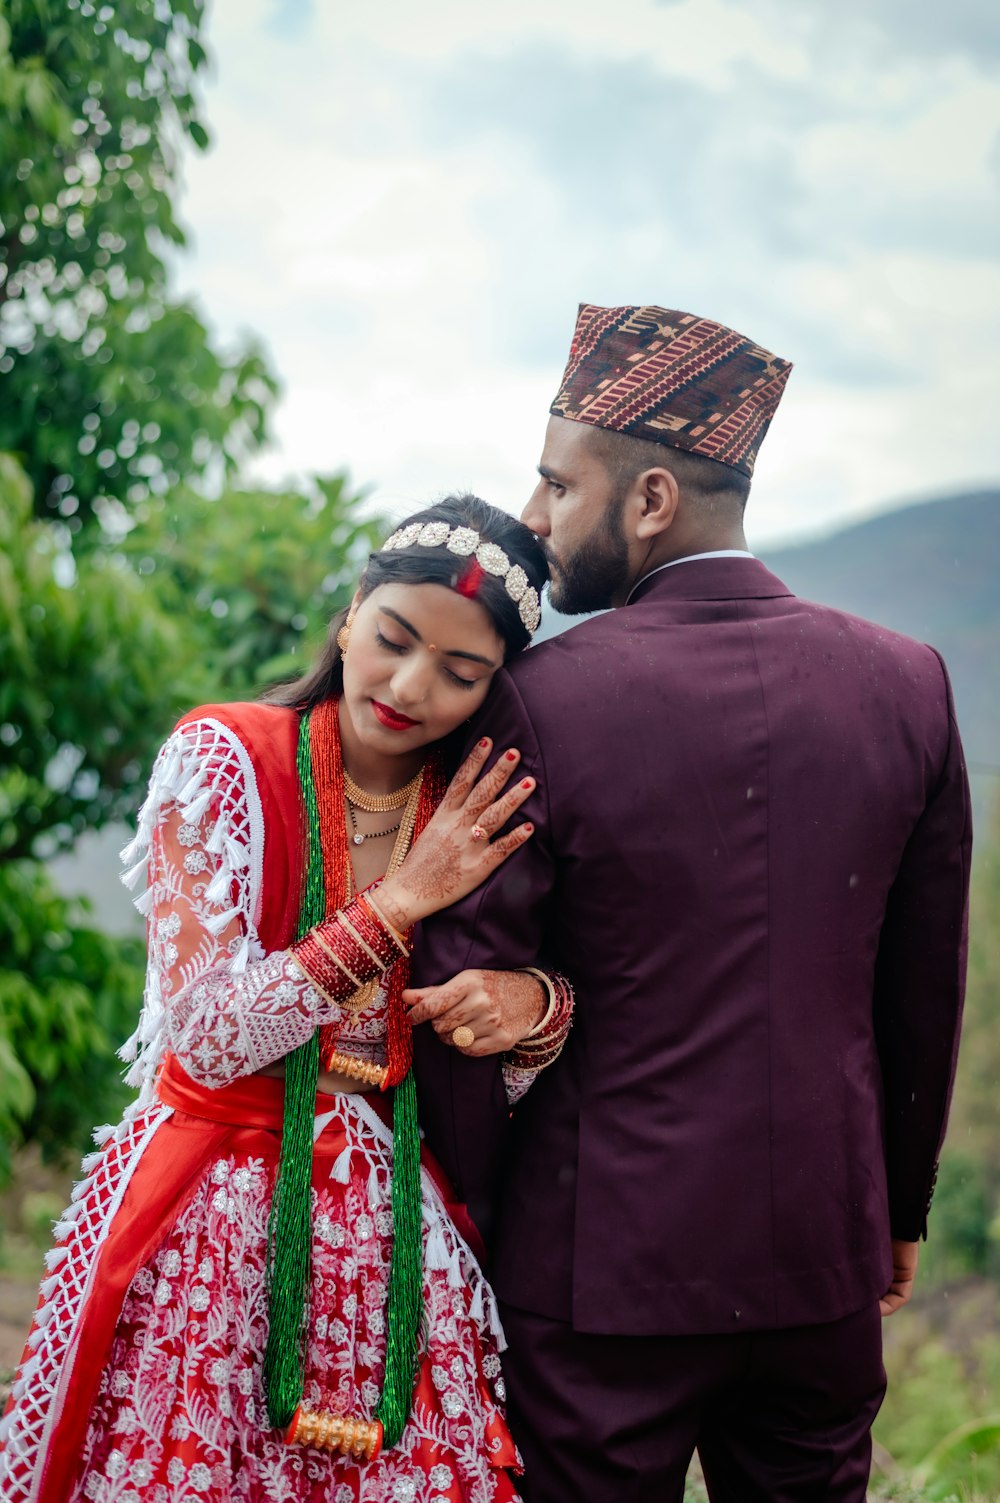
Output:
(263, 702), (439, 1452)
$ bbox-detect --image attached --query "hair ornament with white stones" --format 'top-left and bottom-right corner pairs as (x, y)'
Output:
(380, 521), (543, 633)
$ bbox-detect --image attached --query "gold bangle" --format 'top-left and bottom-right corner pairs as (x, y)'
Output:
(519, 967), (558, 1038)
(506, 1048), (562, 1073)
(364, 892), (410, 956)
(338, 911), (389, 974)
(291, 954), (346, 1012)
(311, 927), (365, 990)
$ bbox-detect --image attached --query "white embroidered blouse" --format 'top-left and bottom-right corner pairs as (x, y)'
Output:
(120, 717), (538, 1106)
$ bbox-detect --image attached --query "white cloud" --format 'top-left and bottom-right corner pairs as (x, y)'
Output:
(171, 0), (1000, 547)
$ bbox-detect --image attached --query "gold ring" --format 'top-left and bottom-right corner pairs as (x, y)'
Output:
(470, 824), (488, 842)
(452, 1026), (475, 1049)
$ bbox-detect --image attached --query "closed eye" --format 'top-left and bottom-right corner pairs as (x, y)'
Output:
(375, 628), (406, 654)
(378, 628), (479, 689)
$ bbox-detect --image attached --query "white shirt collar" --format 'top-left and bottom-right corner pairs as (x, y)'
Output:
(624, 551), (755, 606)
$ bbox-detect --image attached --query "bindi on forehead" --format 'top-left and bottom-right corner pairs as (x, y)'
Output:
(377, 600), (500, 669)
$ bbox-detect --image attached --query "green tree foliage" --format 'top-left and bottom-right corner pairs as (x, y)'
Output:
(0, 0), (276, 529)
(121, 474), (386, 694)
(0, 858), (144, 1181)
(922, 798), (1000, 1284)
(0, 450), (211, 859)
(0, 0), (386, 1174)
(0, 452), (381, 1171)
(1, 453), (382, 865)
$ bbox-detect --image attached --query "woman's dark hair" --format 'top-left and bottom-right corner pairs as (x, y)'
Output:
(261, 493), (548, 711)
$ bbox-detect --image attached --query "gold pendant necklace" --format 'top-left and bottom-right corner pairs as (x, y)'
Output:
(342, 769), (425, 1013)
(343, 766), (423, 813)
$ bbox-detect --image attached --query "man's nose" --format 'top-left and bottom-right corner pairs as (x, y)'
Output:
(521, 483), (549, 537)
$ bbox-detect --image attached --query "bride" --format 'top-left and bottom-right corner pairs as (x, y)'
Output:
(1, 494), (572, 1503)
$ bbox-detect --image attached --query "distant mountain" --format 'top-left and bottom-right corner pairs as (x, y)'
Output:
(537, 489), (999, 827)
(55, 489), (1000, 932)
(762, 490), (999, 827)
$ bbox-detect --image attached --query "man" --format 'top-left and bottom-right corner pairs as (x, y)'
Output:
(408, 304), (971, 1502)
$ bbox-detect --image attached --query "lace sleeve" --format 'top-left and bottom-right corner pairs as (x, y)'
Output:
(119, 717), (342, 1095)
(501, 968), (574, 1107)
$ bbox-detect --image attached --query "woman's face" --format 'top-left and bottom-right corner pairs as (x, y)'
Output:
(341, 581), (506, 756)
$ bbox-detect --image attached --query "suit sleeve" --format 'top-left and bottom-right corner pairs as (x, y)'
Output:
(411, 668), (557, 1238)
(873, 649), (972, 1242)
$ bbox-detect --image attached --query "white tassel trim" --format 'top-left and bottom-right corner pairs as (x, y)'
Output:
(11, 1354), (41, 1401)
(92, 1122), (117, 1147)
(119, 829), (144, 868)
(367, 1165), (381, 1208)
(31, 1300), (55, 1331)
(206, 813), (227, 854)
(489, 1294), (507, 1349)
(330, 1145), (353, 1184)
(122, 855), (148, 891)
(180, 788), (213, 825)
(177, 766), (207, 807)
(446, 1244), (465, 1289)
(70, 1174), (94, 1203)
(39, 1273), (61, 1301)
(224, 833), (250, 871)
(80, 1149), (103, 1174)
(52, 1205), (82, 1237)
(116, 717), (266, 1099)
(44, 1244), (70, 1272)
(0, 1412), (14, 1442)
(53, 1198), (83, 1226)
(204, 865), (234, 906)
(425, 1221), (450, 1273)
(11, 1368), (38, 1404)
(205, 905), (241, 936)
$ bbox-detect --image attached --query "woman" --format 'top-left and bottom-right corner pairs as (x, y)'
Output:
(1, 496), (572, 1503)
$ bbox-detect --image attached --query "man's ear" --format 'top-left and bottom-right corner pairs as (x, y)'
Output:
(634, 467), (679, 541)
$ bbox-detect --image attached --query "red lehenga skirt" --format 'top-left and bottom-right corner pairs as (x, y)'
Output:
(0, 1057), (521, 1503)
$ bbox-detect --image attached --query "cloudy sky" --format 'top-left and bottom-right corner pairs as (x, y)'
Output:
(172, 0), (1000, 546)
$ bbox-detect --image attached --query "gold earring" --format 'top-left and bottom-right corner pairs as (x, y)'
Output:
(337, 610), (356, 656)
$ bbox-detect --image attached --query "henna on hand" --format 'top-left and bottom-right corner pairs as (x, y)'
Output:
(381, 748), (536, 925)
(394, 834), (465, 908)
(404, 969), (546, 1054)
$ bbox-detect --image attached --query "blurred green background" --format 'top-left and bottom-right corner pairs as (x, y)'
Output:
(1, 4), (997, 1498)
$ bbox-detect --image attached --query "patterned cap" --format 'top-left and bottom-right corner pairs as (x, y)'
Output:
(550, 304), (792, 478)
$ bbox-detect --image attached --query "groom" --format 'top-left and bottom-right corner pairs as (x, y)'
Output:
(410, 304), (971, 1501)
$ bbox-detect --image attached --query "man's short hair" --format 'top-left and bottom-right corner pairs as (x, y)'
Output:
(587, 426), (752, 513)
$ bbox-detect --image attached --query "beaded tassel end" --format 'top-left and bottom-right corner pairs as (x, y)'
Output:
(286, 1405), (383, 1462)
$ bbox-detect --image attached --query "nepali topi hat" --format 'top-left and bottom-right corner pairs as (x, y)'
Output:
(550, 303), (793, 478)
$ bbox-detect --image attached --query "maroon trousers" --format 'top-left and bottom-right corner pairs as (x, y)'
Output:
(499, 1301), (886, 1503)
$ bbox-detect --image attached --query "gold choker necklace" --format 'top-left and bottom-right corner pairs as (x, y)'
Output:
(343, 766), (424, 814)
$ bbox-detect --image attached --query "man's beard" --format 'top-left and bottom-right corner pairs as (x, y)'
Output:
(546, 493), (630, 614)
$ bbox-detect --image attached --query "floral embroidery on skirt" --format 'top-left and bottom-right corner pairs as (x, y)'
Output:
(71, 1096), (520, 1503)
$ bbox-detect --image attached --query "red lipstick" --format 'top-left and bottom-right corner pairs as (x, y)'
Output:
(371, 700), (420, 731)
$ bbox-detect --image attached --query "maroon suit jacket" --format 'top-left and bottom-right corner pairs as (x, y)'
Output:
(412, 557), (971, 1336)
